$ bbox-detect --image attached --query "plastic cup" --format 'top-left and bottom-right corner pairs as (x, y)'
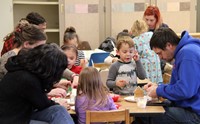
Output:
(136, 96), (148, 108)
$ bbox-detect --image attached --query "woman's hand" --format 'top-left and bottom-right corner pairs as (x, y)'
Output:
(72, 75), (79, 88)
(48, 88), (67, 98)
(54, 79), (71, 90)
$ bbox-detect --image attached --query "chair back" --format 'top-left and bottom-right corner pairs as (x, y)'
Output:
(99, 69), (109, 86)
(86, 109), (130, 124)
(88, 52), (110, 66)
(78, 41), (92, 50)
(163, 73), (171, 84)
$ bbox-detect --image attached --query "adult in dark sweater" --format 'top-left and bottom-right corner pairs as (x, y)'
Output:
(0, 44), (74, 124)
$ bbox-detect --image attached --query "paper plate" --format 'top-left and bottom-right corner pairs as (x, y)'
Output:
(66, 99), (75, 105)
(71, 106), (75, 111)
(124, 96), (152, 102)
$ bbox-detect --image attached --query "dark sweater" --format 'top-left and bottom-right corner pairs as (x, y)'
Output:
(0, 59), (56, 124)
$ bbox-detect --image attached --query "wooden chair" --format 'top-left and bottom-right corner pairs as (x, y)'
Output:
(99, 69), (109, 86)
(163, 73), (171, 84)
(86, 109), (130, 124)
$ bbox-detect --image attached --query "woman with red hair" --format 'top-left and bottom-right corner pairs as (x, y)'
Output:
(143, 5), (168, 32)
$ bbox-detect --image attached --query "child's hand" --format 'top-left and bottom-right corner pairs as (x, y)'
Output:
(80, 59), (88, 68)
(133, 51), (140, 61)
(116, 80), (127, 88)
(112, 57), (119, 63)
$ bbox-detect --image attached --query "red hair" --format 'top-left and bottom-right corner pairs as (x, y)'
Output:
(143, 5), (162, 30)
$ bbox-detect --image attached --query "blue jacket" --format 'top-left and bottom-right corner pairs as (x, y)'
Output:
(157, 31), (200, 115)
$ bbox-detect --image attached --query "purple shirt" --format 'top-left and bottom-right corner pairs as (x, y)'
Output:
(75, 95), (117, 124)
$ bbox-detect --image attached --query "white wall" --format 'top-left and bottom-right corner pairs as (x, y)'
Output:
(0, 1), (13, 52)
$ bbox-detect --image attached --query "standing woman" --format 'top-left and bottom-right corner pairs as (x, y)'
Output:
(63, 26), (86, 68)
(0, 44), (74, 124)
(143, 5), (170, 74)
(143, 5), (168, 32)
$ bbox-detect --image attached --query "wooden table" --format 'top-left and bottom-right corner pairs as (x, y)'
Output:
(68, 96), (165, 117)
(117, 96), (165, 116)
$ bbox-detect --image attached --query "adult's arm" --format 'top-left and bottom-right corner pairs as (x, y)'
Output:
(157, 60), (200, 101)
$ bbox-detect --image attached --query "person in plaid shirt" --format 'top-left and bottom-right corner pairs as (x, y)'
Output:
(1, 12), (46, 56)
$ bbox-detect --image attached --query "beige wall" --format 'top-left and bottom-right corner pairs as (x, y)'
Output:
(0, 0), (13, 52)
(0, 0), (198, 51)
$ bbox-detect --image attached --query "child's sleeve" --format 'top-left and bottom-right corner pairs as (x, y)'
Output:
(135, 60), (146, 79)
(106, 62), (119, 88)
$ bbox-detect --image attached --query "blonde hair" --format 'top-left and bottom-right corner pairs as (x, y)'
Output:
(77, 67), (109, 108)
(131, 20), (148, 37)
(116, 36), (134, 50)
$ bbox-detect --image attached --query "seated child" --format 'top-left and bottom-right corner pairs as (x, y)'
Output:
(63, 26), (87, 68)
(62, 45), (82, 74)
(131, 20), (162, 83)
(75, 67), (117, 124)
(106, 36), (146, 95)
(104, 32), (131, 64)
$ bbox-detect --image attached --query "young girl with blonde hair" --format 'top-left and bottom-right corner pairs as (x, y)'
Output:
(131, 20), (162, 83)
(75, 67), (117, 124)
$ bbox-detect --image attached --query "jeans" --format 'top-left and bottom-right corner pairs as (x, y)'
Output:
(30, 105), (74, 124)
(133, 107), (200, 124)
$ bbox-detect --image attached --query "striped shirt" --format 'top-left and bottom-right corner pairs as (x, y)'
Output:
(75, 50), (85, 66)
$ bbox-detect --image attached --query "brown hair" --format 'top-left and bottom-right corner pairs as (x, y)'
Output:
(131, 20), (148, 37)
(14, 24), (47, 48)
(61, 45), (78, 58)
(116, 36), (134, 50)
(63, 26), (79, 45)
(77, 67), (109, 108)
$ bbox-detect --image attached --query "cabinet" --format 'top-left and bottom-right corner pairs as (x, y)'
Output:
(13, 0), (61, 45)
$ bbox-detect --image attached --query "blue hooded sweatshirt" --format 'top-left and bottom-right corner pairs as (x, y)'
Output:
(157, 31), (200, 115)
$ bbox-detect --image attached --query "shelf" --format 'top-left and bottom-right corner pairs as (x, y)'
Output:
(13, 1), (58, 5)
(45, 29), (59, 32)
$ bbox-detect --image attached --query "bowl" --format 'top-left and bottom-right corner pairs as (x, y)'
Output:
(110, 94), (120, 102)
(115, 103), (121, 109)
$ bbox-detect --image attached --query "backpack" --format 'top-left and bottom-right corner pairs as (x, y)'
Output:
(98, 37), (116, 52)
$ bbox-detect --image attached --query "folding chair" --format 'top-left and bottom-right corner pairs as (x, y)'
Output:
(86, 109), (130, 124)
(88, 52), (110, 66)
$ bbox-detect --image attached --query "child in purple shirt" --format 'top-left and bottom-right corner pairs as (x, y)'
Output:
(75, 67), (117, 124)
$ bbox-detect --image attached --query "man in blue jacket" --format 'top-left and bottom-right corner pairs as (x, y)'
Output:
(137, 27), (200, 124)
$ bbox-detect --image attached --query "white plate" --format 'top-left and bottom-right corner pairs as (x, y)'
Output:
(66, 99), (75, 105)
(71, 106), (75, 111)
(124, 96), (152, 102)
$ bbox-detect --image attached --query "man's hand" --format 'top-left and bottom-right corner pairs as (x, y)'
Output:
(143, 82), (158, 98)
